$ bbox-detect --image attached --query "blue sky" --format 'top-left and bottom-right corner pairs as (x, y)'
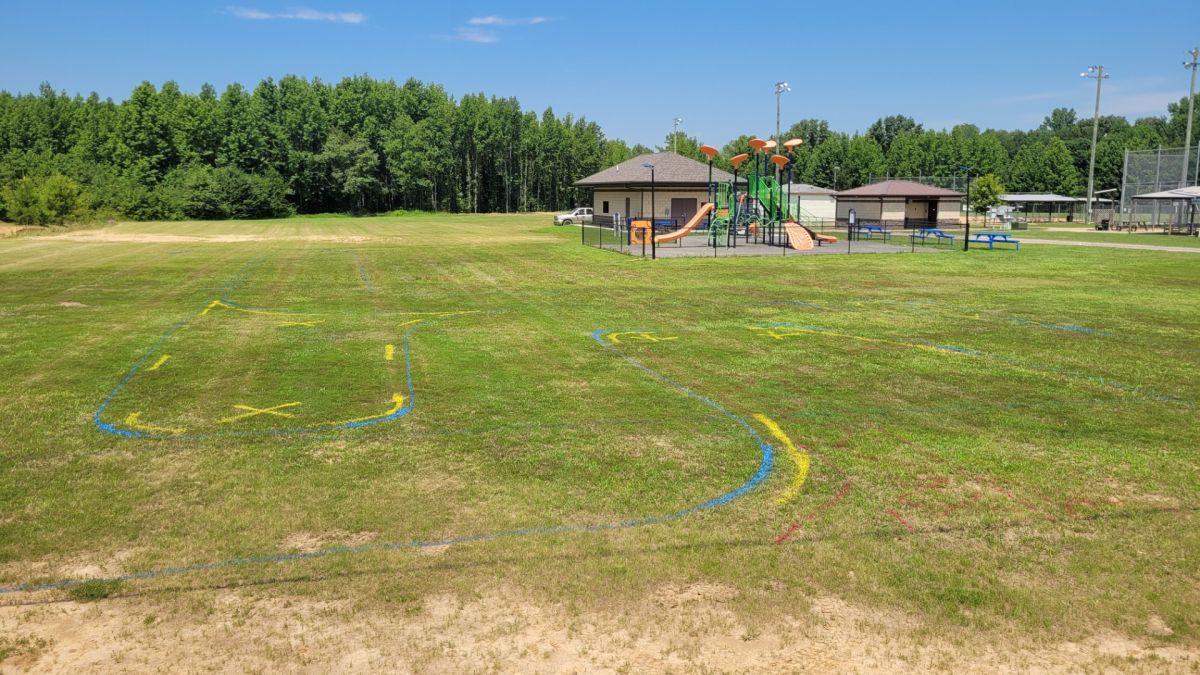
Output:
(4, 1), (1198, 147)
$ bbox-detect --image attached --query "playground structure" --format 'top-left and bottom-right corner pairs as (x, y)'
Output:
(628, 138), (840, 253)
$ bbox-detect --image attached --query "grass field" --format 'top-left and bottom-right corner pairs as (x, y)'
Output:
(1, 214), (1198, 671)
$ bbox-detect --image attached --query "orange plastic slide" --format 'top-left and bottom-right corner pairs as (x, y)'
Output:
(782, 221), (815, 251)
(803, 223), (838, 244)
(654, 203), (716, 244)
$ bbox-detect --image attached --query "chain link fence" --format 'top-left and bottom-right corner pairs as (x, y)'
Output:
(1119, 145), (1200, 229)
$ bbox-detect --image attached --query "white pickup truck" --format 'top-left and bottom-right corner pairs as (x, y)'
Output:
(554, 207), (593, 226)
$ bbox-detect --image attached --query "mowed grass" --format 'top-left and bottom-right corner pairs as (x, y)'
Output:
(0, 213), (1197, 645)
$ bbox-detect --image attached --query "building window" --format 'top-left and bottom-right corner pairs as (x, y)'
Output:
(602, 201), (609, 214)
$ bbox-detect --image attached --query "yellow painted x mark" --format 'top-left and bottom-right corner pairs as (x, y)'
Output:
(219, 401), (302, 424)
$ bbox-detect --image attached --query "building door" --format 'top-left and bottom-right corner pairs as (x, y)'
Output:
(625, 197), (630, 220)
(670, 198), (698, 225)
(927, 201), (938, 224)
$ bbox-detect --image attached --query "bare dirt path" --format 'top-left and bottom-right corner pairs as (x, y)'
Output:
(1019, 238), (1200, 253)
(2, 586), (1196, 673)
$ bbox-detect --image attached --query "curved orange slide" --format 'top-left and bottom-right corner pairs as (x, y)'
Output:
(654, 202), (716, 244)
(782, 221), (815, 251)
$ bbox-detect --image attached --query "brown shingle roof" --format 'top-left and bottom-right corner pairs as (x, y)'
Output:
(835, 180), (962, 198)
(575, 152), (738, 187)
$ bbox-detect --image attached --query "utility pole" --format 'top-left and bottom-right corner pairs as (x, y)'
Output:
(671, 118), (682, 154)
(1183, 49), (1199, 186)
(1081, 65), (1109, 223)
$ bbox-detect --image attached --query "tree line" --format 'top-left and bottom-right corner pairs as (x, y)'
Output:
(0, 76), (628, 224)
(1, 73), (1197, 224)
(667, 102), (1199, 202)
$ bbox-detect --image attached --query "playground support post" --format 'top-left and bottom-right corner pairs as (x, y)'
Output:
(962, 165), (972, 251)
(651, 166), (656, 260)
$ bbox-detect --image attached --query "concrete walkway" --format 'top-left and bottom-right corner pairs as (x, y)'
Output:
(1019, 238), (1200, 253)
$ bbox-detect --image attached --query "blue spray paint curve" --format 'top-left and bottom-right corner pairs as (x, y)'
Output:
(13, 328), (774, 594)
(754, 323), (1178, 402)
(92, 307), (450, 440)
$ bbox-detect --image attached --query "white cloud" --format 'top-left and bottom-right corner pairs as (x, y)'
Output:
(454, 27), (499, 44)
(446, 16), (552, 42)
(226, 6), (366, 24)
(467, 16), (550, 27)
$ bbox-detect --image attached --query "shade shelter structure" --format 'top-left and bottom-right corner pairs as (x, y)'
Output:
(1130, 186), (1200, 235)
(999, 193), (1081, 224)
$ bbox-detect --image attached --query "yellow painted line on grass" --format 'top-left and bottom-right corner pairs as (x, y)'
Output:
(146, 354), (171, 371)
(278, 320), (324, 327)
(385, 344), (395, 361)
(334, 393), (406, 425)
(200, 299), (307, 318)
(125, 411), (185, 435)
(396, 309), (475, 329)
(606, 331), (679, 344)
(753, 413), (810, 505)
(219, 401), (301, 424)
(747, 326), (967, 356)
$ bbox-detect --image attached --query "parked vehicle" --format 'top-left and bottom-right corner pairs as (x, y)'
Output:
(554, 207), (593, 226)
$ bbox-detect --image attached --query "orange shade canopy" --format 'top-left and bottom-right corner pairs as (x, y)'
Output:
(747, 138), (767, 151)
(784, 138), (804, 151)
(699, 144), (719, 160)
(769, 154), (790, 169)
(730, 153), (750, 169)
(764, 139), (777, 151)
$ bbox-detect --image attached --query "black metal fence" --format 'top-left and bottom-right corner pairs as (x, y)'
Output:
(581, 218), (985, 258)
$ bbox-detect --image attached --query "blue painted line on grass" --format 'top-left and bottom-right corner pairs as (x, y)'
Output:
(7, 327), (774, 594)
(354, 252), (375, 295)
(91, 302), (465, 440)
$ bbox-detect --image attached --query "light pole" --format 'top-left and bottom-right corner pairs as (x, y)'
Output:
(1081, 65), (1109, 223)
(774, 81), (790, 183)
(832, 165), (839, 191)
(643, 161), (656, 259)
(1184, 49), (1199, 186)
(671, 117), (682, 154)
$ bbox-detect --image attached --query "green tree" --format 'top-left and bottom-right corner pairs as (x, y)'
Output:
(967, 173), (1004, 215)
(867, 115), (922, 153)
(1006, 137), (1081, 195)
(321, 130), (379, 212)
(2, 176), (50, 224)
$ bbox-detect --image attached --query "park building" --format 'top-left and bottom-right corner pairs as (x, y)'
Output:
(835, 180), (963, 228)
(574, 152), (740, 226)
(782, 182), (837, 222)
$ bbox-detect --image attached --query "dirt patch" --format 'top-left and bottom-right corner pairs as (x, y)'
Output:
(56, 301), (89, 308)
(40, 232), (378, 244)
(2, 586), (1196, 673)
(0, 548), (141, 585)
(0, 224), (35, 237)
(281, 530), (379, 553)
(1147, 614), (1175, 637)
(417, 544), (451, 557)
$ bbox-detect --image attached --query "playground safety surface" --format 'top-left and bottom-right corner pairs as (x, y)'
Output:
(646, 238), (948, 257)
